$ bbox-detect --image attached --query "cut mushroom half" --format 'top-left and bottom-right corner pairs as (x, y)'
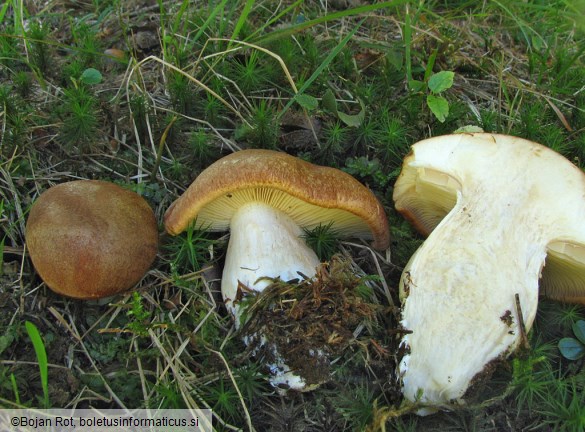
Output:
(164, 149), (390, 389)
(393, 133), (585, 413)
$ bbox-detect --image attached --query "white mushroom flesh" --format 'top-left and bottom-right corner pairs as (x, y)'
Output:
(399, 190), (544, 409)
(222, 201), (320, 323)
(395, 133), (585, 411)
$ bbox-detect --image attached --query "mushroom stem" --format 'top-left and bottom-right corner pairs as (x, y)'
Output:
(398, 194), (544, 410)
(221, 201), (320, 325)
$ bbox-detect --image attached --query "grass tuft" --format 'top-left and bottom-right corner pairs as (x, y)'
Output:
(57, 85), (100, 152)
(163, 222), (216, 274)
(302, 222), (341, 261)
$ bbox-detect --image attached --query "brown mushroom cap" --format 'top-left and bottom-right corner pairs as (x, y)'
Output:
(26, 180), (159, 299)
(164, 149), (390, 250)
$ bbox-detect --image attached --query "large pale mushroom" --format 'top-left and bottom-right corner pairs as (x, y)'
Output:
(393, 133), (585, 412)
(26, 180), (159, 299)
(164, 149), (390, 388)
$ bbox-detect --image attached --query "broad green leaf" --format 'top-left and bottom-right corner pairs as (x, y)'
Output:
(573, 320), (585, 345)
(428, 71), (455, 94)
(531, 35), (545, 51)
(338, 111), (364, 128)
(408, 79), (425, 92)
(454, 125), (485, 134)
(337, 100), (365, 128)
(295, 13), (306, 24)
(385, 49), (403, 71)
(322, 89), (338, 114)
(229, 0), (255, 47)
(558, 337), (585, 360)
(295, 93), (318, 111)
(80, 68), (103, 85)
(427, 94), (449, 123)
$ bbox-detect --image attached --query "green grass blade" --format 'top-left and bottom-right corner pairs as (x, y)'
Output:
(229, 0), (255, 47)
(244, 0), (304, 41)
(25, 321), (49, 408)
(252, 1), (405, 45)
(552, 44), (585, 84)
(171, 0), (191, 34)
(10, 373), (20, 405)
(0, 1), (10, 23)
(423, 48), (438, 82)
(279, 18), (366, 118)
(192, 0), (230, 44)
(491, 0), (546, 50)
(404, 6), (412, 83)
(0, 237), (4, 277)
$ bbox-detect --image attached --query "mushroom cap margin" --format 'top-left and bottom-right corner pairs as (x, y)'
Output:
(164, 149), (390, 251)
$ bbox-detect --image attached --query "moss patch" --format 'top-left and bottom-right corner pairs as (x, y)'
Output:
(239, 255), (381, 388)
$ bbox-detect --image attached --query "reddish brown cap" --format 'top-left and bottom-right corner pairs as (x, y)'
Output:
(164, 149), (390, 250)
(26, 180), (159, 299)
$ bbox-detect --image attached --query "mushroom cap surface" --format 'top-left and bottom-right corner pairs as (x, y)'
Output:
(393, 133), (585, 303)
(164, 149), (390, 250)
(26, 180), (159, 299)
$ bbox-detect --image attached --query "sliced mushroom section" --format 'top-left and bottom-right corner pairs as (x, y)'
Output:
(393, 133), (585, 412)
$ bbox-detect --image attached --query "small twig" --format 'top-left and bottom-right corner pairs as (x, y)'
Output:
(150, 115), (177, 180)
(514, 293), (531, 352)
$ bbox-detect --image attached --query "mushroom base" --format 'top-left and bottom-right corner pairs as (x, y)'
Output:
(239, 256), (378, 391)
